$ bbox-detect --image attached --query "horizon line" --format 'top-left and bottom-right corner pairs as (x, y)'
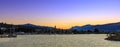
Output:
(0, 21), (120, 29)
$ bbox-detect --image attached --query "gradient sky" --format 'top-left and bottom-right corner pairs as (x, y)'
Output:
(0, 0), (120, 29)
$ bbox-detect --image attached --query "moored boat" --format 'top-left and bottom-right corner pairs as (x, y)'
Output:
(105, 32), (120, 41)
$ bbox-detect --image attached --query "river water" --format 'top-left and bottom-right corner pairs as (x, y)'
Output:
(0, 34), (120, 47)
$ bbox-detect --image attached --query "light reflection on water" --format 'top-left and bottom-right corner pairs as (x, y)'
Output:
(0, 34), (120, 47)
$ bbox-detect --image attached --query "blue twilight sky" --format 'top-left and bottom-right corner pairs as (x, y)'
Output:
(0, 0), (120, 28)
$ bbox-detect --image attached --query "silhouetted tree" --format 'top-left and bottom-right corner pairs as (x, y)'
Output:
(0, 28), (3, 34)
(72, 30), (79, 34)
(94, 28), (100, 34)
(87, 30), (92, 34)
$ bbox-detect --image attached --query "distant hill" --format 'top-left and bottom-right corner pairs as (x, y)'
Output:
(1, 22), (120, 32)
(0, 23), (54, 29)
(22, 23), (37, 27)
(70, 22), (120, 32)
(18, 23), (54, 29)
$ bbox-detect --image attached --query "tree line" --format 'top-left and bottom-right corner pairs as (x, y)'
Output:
(0, 22), (109, 35)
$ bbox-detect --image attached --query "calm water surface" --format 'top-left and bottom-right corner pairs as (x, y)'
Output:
(0, 34), (120, 47)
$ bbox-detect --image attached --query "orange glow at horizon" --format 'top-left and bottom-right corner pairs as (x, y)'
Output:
(1, 18), (120, 29)
(0, 14), (120, 29)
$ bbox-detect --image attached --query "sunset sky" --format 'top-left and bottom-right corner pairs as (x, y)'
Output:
(0, 0), (120, 29)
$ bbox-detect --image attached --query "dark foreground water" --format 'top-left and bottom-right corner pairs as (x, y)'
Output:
(0, 34), (120, 47)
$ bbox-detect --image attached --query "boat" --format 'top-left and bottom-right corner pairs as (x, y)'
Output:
(105, 32), (120, 41)
(0, 34), (17, 38)
(0, 27), (17, 38)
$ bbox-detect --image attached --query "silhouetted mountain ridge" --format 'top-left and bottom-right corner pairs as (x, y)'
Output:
(71, 22), (120, 32)
(20, 23), (54, 29)
(23, 23), (37, 27)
